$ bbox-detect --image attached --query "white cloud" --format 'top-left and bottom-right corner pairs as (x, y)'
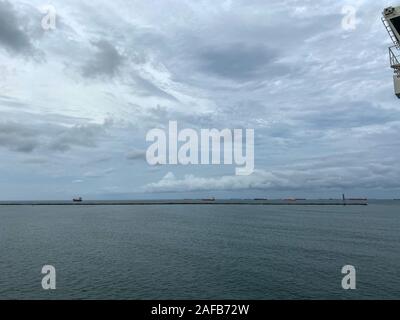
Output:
(144, 153), (400, 193)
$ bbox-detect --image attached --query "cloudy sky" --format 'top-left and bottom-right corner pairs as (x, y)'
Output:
(0, 0), (399, 200)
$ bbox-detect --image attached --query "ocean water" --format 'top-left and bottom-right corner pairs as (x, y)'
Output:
(0, 201), (399, 300)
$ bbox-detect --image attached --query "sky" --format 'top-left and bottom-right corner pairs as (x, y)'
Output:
(0, 0), (400, 200)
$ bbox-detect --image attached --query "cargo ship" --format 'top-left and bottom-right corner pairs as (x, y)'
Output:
(201, 197), (215, 201)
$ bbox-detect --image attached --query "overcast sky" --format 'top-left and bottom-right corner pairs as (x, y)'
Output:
(0, 0), (399, 200)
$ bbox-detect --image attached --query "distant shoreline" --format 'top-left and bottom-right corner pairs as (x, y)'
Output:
(0, 199), (368, 206)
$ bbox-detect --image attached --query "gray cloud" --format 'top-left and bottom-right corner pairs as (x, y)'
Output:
(131, 75), (178, 101)
(21, 157), (48, 165)
(83, 167), (115, 178)
(0, 0), (32, 54)
(48, 120), (112, 152)
(0, 119), (112, 153)
(296, 102), (400, 130)
(0, 121), (39, 152)
(1, 1), (400, 199)
(82, 40), (124, 78)
(126, 149), (146, 161)
(198, 43), (284, 80)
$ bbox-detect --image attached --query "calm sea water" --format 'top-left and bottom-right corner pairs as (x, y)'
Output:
(0, 201), (399, 300)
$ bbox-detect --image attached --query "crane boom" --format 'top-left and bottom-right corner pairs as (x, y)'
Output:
(382, 6), (400, 98)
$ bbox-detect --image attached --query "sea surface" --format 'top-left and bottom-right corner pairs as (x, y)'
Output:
(0, 200), (399, 300)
